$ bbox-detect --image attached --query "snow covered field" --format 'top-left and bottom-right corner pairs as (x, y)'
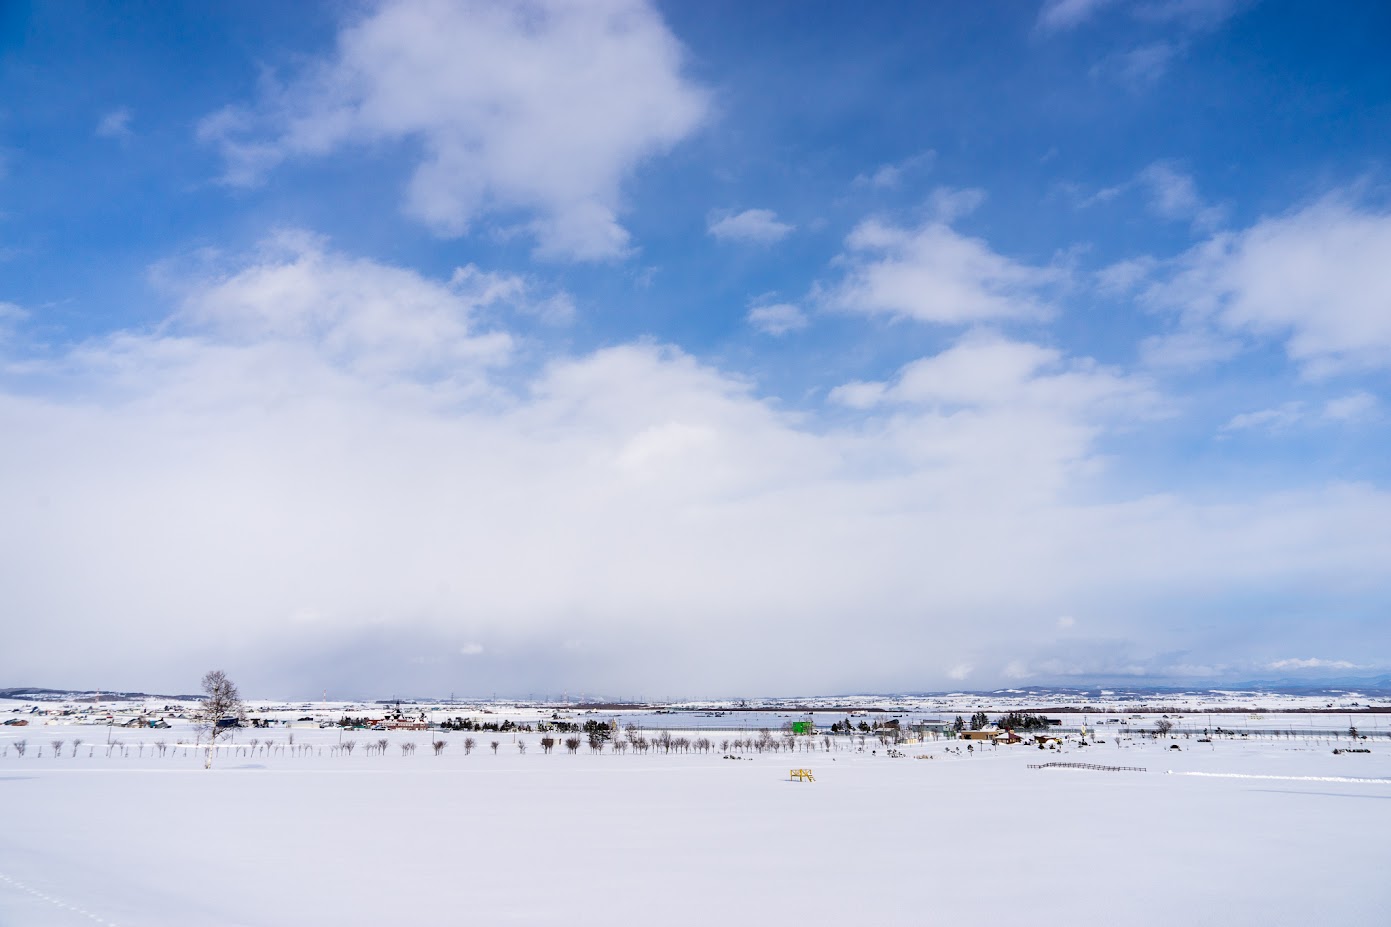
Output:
(2, 715), (1388, 926)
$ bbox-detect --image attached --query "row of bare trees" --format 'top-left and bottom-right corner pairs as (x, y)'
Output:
(0, 738), (162, 759)
(2, 729), (875, 761)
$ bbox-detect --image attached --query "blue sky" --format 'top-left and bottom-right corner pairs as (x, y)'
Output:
(2, 0), (1389, 698)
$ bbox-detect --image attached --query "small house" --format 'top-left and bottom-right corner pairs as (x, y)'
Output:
(958, 727), (999, 741)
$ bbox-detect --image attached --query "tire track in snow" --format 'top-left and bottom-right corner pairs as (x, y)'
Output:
(0, 870), (124, 926)
(1167, 771), (1391, 785)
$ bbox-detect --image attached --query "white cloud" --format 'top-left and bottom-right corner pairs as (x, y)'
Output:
(708, 209), (794, 245)
(1221, 391), (1380, 434)
(198, 0), (708, 260)
(831, 332), (1158, 420)
(1078, 165), (1221, 239)
(890, 337), (1073, 406)
(1266, 657), (1359, 672)
(95, 107), (133, 141)
(1077, 1), (1248, 88)
(451, 263), (576, 325)
(1042, 0), (1246, 33)
(746, 302), (806, 335)
(1090, 41), (1181, 87)
(1220, 402), (1307, 435)
(1057, 615), (1076, 629)
(1138, 329), (1242, 370)
(158, 230), (517, 384)
(1038, 0), (1117, 32)
(1096, 257), (1158, 295)
(825, 213), (1064, 325)
(852, 151), (935, 190)
(1138, 161), (1224, 230)
(1003, 660), (1033, 680)
(0, 302), (27, 351)
(926, 186), (988, 223)
(1148, 196), (1391, 375)
(827, 380), (887, 410)
(856, 165), (904, 190)
(3, 239), (1390, 695)
(1140, 162), (1200, 218)
(0, 301), (26, 325)
(1075, 183), (1128, 209)
(828, 332), (1162, 506)
(1323, 391), (1378, 424)
(459, 643), (485, 656)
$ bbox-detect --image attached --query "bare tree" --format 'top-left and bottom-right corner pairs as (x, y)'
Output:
(71, 738), (83, 757)
(1153, 719), (1174, 738)
(400, 742), (416, 756)
(540, 736), (555, 753)
(433, 740), (447, 756)
(51, 740), (64, 758)
(463, 737), (475, 755)
(517, 740), (527, 755)
(13, 739), (25, 758)
(192, 669), (247, 769)
(341, 740), (356, 755)
(564, 736), (580, 754)
(376, 738), (389, 754)
(490, 740), (500, 754)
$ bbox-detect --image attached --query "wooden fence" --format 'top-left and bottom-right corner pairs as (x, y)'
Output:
(1027, 762), (1146, 772)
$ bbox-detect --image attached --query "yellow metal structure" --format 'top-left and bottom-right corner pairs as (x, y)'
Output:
(790, 768), (815, 782)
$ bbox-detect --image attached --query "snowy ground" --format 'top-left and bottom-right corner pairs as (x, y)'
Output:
(2, 721), (1388, 926)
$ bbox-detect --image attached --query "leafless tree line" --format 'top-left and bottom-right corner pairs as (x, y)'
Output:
(1, 733), (853, 760)
(1, 724), (890, 763)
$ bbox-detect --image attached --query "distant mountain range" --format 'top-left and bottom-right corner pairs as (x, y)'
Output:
(954, 675), (1391, 699)
(5, 675), (1390, 704)
(0, 686), (201, 702)
(1212, 673), (1391, 692)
